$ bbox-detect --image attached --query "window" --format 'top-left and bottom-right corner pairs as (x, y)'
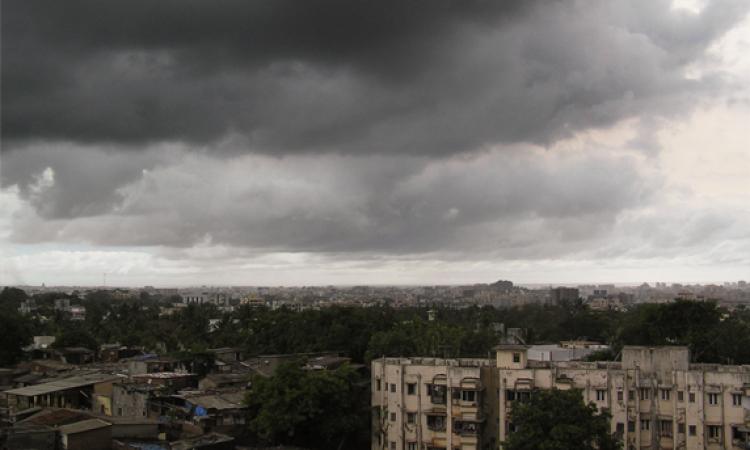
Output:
(512, 352), (521, 363)
(708, 393), (719, 405)
(427, 384), (446, 404)
(677, 390), (684, 402)
(390, 383), (397, 393)
(376, 379), (381, 391)
(628, 390), (635, 401)
(407, 412), (416, 424)
(506, 390), (516, 402)
(660, 389), (671, 400)
(407, 443), (417, 450)
(689, 392), (696, 403)
(390, 412), (396, 422)
(596, 390), (606, 401)
(407, 383), (416, 395)
(390, 441), (396, 450)
(426, 414), (446, 431)
(461, 390), (476, 403)
(678, 423), (685, 434)
(689, 425), (696, 436)
(708, 425), (722, 440)
(117, 407), (123, 416)
(640, 419), (650, 431)
(616, 422), (625, 434)
(732, 393), (742, 406)
(660, 420), (673, 437)
(617, 391), (623, 402)
(640, 388), (650, 400)
(628, 421), (635, 433)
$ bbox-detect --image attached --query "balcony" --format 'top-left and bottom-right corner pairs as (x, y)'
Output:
(427, 413), (447, 432)
(454, 419), (482, 436)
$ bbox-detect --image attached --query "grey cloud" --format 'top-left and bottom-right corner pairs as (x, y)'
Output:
(2, 0), (747, 155)
(1, 144), (172, 219)
(6, 149), (656, 258)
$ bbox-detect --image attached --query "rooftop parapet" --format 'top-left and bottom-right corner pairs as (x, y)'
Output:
(378, 357), (495, 368)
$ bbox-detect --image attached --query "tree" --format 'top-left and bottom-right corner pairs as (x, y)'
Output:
(0, 287), (28, 309)
(0, 311), (32, 366)
(53, 326), (99, 351)
(244, 362), (369, 449)
(504, 388), (621, 450)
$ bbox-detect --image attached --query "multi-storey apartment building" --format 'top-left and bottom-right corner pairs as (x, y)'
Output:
(372, 345), (750, 450)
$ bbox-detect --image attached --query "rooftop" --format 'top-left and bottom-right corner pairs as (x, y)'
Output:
(58, 418), (111, 435)
(132, 372), (196, 379)
(179, 391), (246, 410)
(494, 344), (531, 351)
(4, 373), (122, 397)
(18, 408), (93, 428)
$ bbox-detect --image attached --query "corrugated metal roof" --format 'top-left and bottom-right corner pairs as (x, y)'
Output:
(180, 391), (246, 410)
(3, 374), (121, 397)
(58, 418), (111, 434)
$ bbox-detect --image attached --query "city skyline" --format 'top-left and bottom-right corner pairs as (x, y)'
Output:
(3, 0), (750, 286)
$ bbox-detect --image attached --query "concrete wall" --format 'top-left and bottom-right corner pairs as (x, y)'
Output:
(62, 426), (111, 450)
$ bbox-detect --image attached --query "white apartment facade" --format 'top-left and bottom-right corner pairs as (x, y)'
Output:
(372, 346), (750, 450)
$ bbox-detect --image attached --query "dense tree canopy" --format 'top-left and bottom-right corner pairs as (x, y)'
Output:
(3, 288), (750, 367)
(244, 362), (369, 449)
(504, 388), (621, 450)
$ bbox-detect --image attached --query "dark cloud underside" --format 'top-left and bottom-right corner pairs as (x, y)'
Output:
(3, 0), (746, 154)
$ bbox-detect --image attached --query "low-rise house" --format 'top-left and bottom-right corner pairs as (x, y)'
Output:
(110, 381), (164, 419)
(127, 355), (187, 375)
(23, 336), (58, 360)
(174, 391), (247, 432)
(9, 408), (111, 450)
(198, 373), (251, 391)
(59, 418), (112, 450)
(3, 373), (122, 420)
(207, 348), (243, 364)
(100, 345), (142, 363)
(132, 372), (198, 390)
(108, 372), (198, 419)
(56, 347), (95, 365)
(24, 359), (75, 376)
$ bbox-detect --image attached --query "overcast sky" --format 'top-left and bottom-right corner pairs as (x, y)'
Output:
(2, 0), (750, 287)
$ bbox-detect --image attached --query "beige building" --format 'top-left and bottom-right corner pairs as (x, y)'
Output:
(372, 346), (750, 450)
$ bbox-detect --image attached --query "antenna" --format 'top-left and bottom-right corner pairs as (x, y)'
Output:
(103, 272), (107, 288)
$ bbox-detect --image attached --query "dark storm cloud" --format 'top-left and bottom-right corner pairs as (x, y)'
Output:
(3, 0), (747, 155)
(2, 0), (749, 265)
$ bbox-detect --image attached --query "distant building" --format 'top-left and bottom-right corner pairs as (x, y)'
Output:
(54, 298), (71, 311)
(549, 287), (580, 304)
(69, 305), (86, 321)
(18, 299), (38, 315)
